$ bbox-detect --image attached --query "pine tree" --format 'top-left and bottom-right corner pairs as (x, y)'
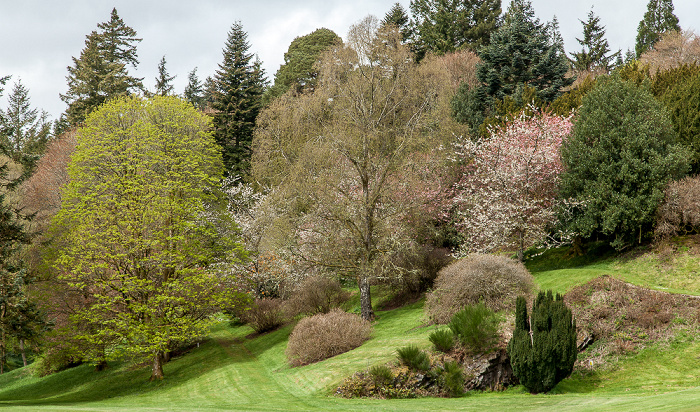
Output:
(60, 8), (143, 126)
(183, 67), (204, 109)
(212, 22), (266, 177)
(154, 56), (176, 96)
(570, 8), (619, 73)
(0, 79), (51, 171)
(636, 0), (680, 57)
(382, 3), (412, 42)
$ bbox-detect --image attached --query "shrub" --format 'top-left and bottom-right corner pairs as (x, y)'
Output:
(285, 276), (350, 317)
(448, 303), (499, 354)
(396, 345), (430, 372)
(440, 361), (465, 397)
(286, 308), (371, 366)
(425, 254), (534, 324)
(428, 328), (455, 353)
(369, 364), (394, 386)
(655, 176), (700, 239)
(240, 298), (286, 333)
(508, 291), (577, 394)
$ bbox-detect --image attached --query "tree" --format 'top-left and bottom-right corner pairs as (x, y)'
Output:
(265, 28), (341, 103)
(559, 75), (689, 250)
(60, 8), (143, 126)
(508, 291), (577, 394)
(212, 22), (266, 177)
(51, 95), (245, 380)
(570, 8), (619, 73)
(252, 19), (460, 320)
(0, 79), (52, 171)
(636, 0), (680, 57)
(154, 56), (176, 96)
(640, 29), (700, 72)
(410, 0), (501, 55)
(382, 2), (412, 42)
(452, 111), (573, 261)
(183, 67), (205, 109)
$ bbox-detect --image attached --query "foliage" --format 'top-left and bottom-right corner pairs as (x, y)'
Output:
(507, 291), (577, 394)
(428, 328), (455, 353)
(425, 254), (534, 324)
(559, 75), (689, 250)
(285, 276), (350, 317)
(439, 360), (464, 397)
(183, 67), (205, 109)
(635, 0), (681, 57)
(369, 364), (394, 386)
(448, 303), (499, 354)
(211, 22), (266, 177)
(60, 8), (143, 126)
(548, 74), (597, 116)
(452, 110), (573, 260)
(240, 298), (286, 334)
(570, 8), (619, 73)
(655, 176), (700, 239)
(396, 344), (430, 372)
(153, 55), (175, 96)
(285, 308), (371, 366)
(381, 3), (412, 43)
(50, 95), (245, 380)
(641, 30), (700, 72)
(409, 0), (501, 56)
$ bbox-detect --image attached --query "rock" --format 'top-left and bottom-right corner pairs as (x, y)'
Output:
(464, 349), (517, 391)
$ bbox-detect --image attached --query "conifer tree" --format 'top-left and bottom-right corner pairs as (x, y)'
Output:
(212, 22), (266, 177)
(154, 56), (176, 96)
(570, 8), (619, 73)
(636, 0), (680, 57)
(183, 67), (204, 109)
(61, 8), (143, 126)
(382, 3), (412, 42)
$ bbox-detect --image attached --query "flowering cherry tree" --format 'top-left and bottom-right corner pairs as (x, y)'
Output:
(453, 110), (573, 261)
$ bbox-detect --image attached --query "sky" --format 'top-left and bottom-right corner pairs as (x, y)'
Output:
(1, 0), (699, 121)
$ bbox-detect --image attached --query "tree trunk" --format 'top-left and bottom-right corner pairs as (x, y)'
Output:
(20, 339), (27, 367)
(150, 351), (165, 380)
(95, 360), (108, 371)
(359, 277), (373, 321)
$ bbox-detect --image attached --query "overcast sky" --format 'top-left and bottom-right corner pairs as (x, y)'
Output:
(1, 0), (699, 121)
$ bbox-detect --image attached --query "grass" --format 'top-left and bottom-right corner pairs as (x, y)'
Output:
(1, 240), (699, 410)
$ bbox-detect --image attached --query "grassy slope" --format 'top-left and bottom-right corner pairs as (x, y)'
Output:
(1, 243), (699, 411)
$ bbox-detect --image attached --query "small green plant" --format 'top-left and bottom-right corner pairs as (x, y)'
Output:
(440, 361), (465, 397)
(429, 328), (455, 353)
(448, 302), (499, 354)
(369, 364), (394, 386)
(396, 345), (430, 372)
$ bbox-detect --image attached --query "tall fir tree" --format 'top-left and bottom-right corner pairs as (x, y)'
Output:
(212, 22), (266, 177)
(636, 0), (680, 57)
(183, 67), (204, 109)
(381, 3), (412, 43)
(60, 8), (143, 126)
(154, 56), (176, 96)
(570, 8), (619, 73)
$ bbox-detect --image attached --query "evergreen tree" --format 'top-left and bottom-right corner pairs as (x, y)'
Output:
(410, 0), (501, 55)
(60, 8), (143, 126)
(382, 3), (412, 42)
(0, 79), (51, 171)
(570, 8), (619, 73)
(183, 67), (204, 109)
(636, 0), (680, 57)
(212, 22), (266, 177)
(154, 56), (176, 96)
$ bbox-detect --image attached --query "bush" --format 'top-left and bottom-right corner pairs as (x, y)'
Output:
(286, 309), (371, 366)
(369, 364), (394, 386)
(440, 361), (465, 397)
(425, 254), (534, 324)
(240, 298), (286, 333)
(507, 291), (577, 394)
(396, 345), (431, 372)
(655, 176), (700, 239)
(449, 303), (500, 354)
(285, 276), (350, 317)
(428, 328), (455, 353)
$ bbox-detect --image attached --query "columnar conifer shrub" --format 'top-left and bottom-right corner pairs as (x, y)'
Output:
(507, 291), (577, 394)
(286, 308), (371, 366)
(425, 254), (534, 324)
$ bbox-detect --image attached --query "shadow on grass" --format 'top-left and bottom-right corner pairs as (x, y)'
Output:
(524, 241), (617, 273)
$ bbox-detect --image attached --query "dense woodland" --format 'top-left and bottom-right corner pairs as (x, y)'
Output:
(0, 0), (698, 391)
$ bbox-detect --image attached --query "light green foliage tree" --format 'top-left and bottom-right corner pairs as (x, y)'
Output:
(570, 8), (619, 73)
(636, 0), (680, 57)
(51, 95), (245, 380)
(265, 28), (341, 103)
(559, 75), (689, 250)
(154, 55), (176, 96)
(410, 0), (501, 56)
(60, 8), (143, 126)
(212, 22), (266, 177)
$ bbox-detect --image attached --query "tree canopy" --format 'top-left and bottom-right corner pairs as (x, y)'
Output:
(636, 0), (680, 57)
(570, 8), (619, 73)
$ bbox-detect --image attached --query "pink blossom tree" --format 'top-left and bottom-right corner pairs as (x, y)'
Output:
(453, 110), (573, 261)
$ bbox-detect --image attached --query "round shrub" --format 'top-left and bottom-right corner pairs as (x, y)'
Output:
(428, 328), (455, 353)
(285, 276), (350, 317)
(396, 344), (431, 372)
(241, 298), (286, 333)
(425, 254), (534, 324)
(286, 309), (371, 366)
(655, 175), (700, 239)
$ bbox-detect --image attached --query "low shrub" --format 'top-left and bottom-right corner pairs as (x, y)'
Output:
(285, 276), (350, 317)
(655, 176), (700, 239)
(286, 309), (371, 366)
(440, 361), (465, 397)
(240, 298), (286, 333)
(396, 344), (430, 372)
(428, 328), (455, 353)
(369, 364), (394, 386)
(449, 303), (499, 354)
(425, 254), (534, 324)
